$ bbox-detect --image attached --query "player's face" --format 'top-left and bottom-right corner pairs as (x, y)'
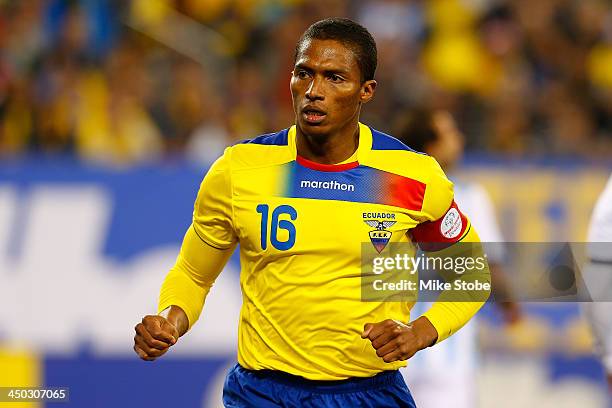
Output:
(290, 39), (376, 139)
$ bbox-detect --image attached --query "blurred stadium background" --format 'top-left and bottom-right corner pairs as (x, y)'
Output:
(0, 0), (611, 406)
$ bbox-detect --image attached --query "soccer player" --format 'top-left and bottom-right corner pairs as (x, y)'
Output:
(133, 18), (490, 407)
(583, 174), (612, 396)
(396, 108), (520, 408)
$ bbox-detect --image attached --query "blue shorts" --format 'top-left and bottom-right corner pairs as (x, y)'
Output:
(222, 364), (417, 408)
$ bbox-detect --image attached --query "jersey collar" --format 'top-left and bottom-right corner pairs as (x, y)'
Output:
(288, 122), (372, 172)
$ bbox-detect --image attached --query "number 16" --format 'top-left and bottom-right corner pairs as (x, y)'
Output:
(256, 204), (297, 251)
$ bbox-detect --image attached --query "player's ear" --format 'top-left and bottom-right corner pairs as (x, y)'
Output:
(360, 80), (377, 104)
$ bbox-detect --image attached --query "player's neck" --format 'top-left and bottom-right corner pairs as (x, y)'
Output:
(295, 123), (359, 164)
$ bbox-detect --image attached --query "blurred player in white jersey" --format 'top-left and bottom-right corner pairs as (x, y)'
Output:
(582, 174), (612, 397)
(397, 108), (520, 408)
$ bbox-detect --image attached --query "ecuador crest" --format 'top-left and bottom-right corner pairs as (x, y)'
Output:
(364, 220), (396, 253)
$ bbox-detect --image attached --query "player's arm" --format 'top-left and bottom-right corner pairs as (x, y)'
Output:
(157, 226), (236, 331)
(134, 149), (238, 361)
(412, 159), (491, 345)
(134, 228), (236, 361)
(362, 217), (490, 362)
(363, 157), (491, 361)
(417, 217), (490, 344)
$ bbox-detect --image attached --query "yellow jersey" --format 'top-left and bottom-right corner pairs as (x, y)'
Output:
(159, 123), (484, 380)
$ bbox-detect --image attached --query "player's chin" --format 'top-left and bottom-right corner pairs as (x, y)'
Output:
(297, 118), (330, 136)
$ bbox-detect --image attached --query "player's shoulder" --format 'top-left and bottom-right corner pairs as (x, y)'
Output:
(239, 129), (290, 146)
(369, 127), (423, 154)
(222, 128), (295, 169)
(364, 127), (442, 180)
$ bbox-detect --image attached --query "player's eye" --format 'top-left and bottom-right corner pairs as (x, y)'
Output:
(295, 70), (309, 79)
(328, 74), (343, 82)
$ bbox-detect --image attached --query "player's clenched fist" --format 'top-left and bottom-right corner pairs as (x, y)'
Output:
(134, 315), (178, 361)
(361, 317), (438, 363)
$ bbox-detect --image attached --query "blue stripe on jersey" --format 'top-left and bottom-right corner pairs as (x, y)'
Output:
(283, 161), (426, 209)
(370, 128), (423, 153)
(241, 129), (289, 146)
(285, 162), (376, 203)
(283, 162), (427, 212)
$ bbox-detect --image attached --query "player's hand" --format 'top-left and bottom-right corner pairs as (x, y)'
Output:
(361, 317), (438, 363)
(133, 315), (178, 361)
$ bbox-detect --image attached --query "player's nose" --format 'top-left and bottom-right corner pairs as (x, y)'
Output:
(305, 77), (324, 101)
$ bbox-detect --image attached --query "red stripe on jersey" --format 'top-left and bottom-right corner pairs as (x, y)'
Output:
(385, 173), (426, 211)
(411, 200), (468, 251)
(296, 155), (359, 172)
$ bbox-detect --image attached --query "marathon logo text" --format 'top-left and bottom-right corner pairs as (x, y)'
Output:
(300, 180), (355, 192)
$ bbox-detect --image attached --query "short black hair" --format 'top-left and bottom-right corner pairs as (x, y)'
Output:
(295, 18), (377, 82)
(396, 108), (438, 153)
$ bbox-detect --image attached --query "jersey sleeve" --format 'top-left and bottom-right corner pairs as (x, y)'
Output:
(420, 222), (490, 343)
(158, 226), (236, 328)
(410, 158), (489, 343)
(192, 148), (238, 249)
(411, 157), (470, 250)
(419, 156), (455, 222)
